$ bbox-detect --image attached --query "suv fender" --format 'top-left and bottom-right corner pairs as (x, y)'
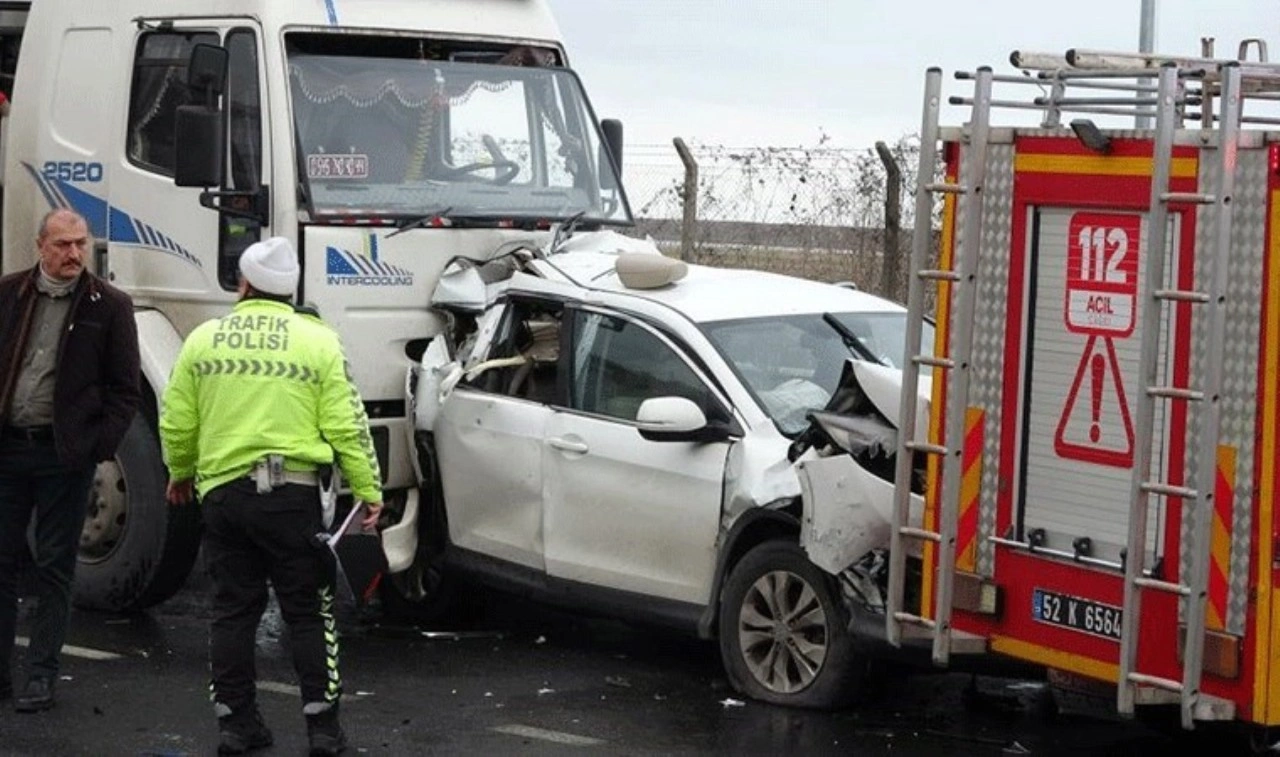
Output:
(697, 504), (801, 639)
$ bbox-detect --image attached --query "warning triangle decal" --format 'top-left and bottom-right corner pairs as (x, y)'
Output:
(1054, 334), (1134, 468)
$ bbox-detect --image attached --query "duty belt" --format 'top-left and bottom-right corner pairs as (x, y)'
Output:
(247, 455), (318, 493)
(253, 471), (319, 486)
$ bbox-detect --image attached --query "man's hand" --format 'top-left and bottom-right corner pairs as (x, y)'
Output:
(166, 479), (194, 505)
(360, 501), (383, 530)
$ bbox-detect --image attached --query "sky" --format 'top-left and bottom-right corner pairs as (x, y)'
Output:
(547, 0), (1280, 151)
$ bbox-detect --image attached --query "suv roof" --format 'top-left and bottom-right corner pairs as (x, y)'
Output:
(530, 251), (905, 323)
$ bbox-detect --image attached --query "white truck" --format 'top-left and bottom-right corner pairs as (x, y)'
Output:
(0, 0), (630, 613)
(0, 1), (939, 711)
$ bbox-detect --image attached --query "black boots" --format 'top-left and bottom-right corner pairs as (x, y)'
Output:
(217, 707), (274, 755)
(14, 677), (54, 713)
(216, 701), (346, 755)
(305, 704), (347, 756)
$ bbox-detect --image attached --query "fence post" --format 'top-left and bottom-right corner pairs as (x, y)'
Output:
(673, 137), (698, 262)
(875, 140), (902, 301)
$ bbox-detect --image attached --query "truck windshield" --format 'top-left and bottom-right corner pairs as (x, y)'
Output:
(287, 50), (631, 225)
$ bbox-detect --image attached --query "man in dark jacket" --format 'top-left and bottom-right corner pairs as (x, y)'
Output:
(0, 208), (140, 713)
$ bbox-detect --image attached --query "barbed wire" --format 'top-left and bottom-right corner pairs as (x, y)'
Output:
(621, 134), (941, 302)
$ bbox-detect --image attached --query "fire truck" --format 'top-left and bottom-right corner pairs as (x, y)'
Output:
(885, 38), (1280, 738)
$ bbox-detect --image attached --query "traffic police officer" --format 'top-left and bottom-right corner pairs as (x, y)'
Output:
(159, 237), (382, 756)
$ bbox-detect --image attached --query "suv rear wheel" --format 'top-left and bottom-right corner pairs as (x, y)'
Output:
(718, 540), (863, 709)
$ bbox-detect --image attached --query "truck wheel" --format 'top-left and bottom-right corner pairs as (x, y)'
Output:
(718, 540), (863, 709)
(74, 414), (202, 612)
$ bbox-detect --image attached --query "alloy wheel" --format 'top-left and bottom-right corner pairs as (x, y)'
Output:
(736, 569), (829, 694)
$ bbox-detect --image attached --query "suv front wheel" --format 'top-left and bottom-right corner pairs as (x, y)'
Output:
(718, 540), (863, 709)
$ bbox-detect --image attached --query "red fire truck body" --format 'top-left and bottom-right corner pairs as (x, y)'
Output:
(890, 45), (1280, 733)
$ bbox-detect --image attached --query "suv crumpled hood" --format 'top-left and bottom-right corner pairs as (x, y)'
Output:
(794, 358), (930, 575)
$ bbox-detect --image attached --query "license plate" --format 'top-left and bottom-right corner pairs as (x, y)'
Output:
(306, 153), (369, 180)
(1031, 588), (1122, 641)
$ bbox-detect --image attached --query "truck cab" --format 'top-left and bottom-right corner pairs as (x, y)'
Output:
(0, 0), (630, 612)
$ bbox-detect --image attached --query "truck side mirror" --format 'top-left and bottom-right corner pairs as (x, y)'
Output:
(174, 105), (224, 187)
(187, 43), (228, 102)
(174, 43), (228, 189)
(600, 118), (623, 188)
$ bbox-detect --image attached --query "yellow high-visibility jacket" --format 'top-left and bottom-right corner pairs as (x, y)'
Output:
(159, 298), (382, 502)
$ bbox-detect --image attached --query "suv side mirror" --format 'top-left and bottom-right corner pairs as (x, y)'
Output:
(636, 396), (729, 443)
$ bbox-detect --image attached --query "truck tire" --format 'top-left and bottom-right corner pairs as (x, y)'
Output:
(74, 414), (202, 612)
(718, 540), (863, 709)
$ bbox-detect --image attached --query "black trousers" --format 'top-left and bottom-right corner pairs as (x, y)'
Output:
(202, 480), (339, 714)
(0, 433), (94, 683)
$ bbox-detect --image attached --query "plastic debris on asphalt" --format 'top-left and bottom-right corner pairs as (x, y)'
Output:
(420, 630), (505, 640)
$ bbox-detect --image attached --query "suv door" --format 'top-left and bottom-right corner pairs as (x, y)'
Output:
(542, 308), (732, 604)
(433, 298), (561, 571)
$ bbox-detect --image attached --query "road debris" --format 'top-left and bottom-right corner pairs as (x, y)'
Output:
(420, 630), (505, 641)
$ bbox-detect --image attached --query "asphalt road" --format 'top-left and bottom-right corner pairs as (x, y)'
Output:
(0, 576), (1223, 756)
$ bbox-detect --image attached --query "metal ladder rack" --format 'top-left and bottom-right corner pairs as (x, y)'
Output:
(1115, 62), (1243, 731)
(886, 66), (992, 665)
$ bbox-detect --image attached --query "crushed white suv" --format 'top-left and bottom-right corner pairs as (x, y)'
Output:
(392, 231), (929, 709)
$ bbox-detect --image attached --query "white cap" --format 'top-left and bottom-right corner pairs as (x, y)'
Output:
(239, 237), (299, 296)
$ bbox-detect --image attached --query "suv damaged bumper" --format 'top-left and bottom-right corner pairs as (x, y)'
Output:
(796, 453), (923, 575)
(791, 358), (929, 605)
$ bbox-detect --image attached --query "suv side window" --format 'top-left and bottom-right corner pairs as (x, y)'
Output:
(569, 310), (714, 422)
(126, 30), (219, 175)
(469, 299), (564, 403)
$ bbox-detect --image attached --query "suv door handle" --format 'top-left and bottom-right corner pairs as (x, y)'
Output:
(547, 437), (589, 454)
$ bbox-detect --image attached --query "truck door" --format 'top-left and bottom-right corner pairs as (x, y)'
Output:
(109, 23), (267, 304)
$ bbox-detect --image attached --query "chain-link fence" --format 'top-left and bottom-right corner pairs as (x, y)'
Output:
(622, 136), (936, 305)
